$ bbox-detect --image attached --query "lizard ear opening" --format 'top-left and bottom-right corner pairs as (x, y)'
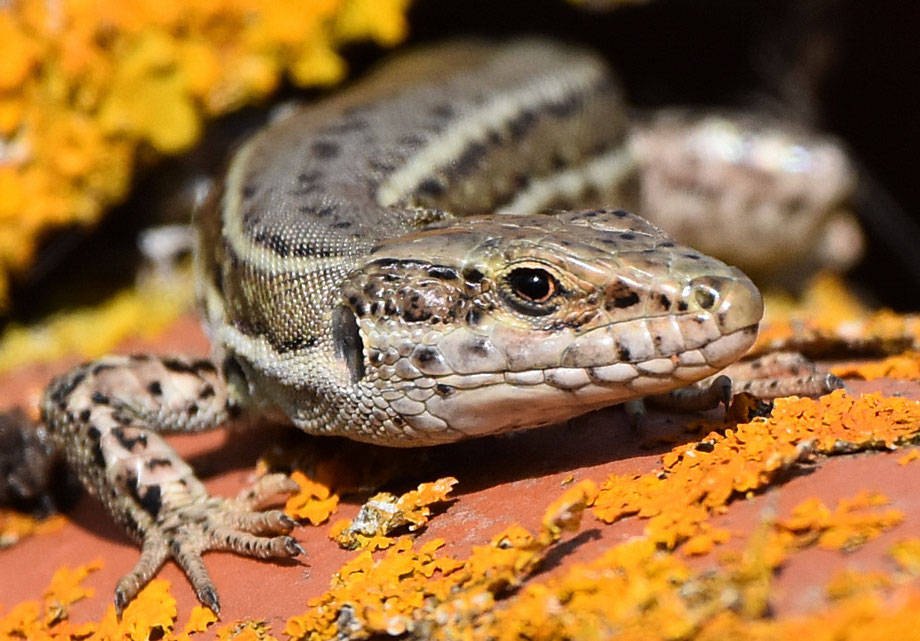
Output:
(332, 306), (366, 384)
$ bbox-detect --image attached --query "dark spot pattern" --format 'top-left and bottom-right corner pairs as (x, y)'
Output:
(507, 109), (537, 140)
(414, 347), (439, 365)
(607, 281), (641, 309)
(426, 266), (459, 281)
(311, 140), (340, 159)
(162, 358), (195, 374)
(277, 335), (317, 353)
(111, 427), (147, 452)
(417, 178), (445, 198)
(91, 363), (116, 375)
(137, 484), (163, 517)
(49, 370), (86, 404)
(146, 458), (172, 470)
(430, 103), (454, 119)
(463, 268), (484, 284)
(467, 338), (490, 357)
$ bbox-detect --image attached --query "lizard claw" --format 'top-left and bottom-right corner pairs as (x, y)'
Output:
(196, 585), (221, 616)
(113, 476), (302, 615)
(710, 374), (733, 408)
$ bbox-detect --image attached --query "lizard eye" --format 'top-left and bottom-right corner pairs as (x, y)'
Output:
(508, 268), (556, 302)
(502, 267), (560, 316)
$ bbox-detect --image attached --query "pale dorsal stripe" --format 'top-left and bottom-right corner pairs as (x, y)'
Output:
(221, 138), (356, 276)
(375, 57), (606, 208)
(496, 145), (635, 214)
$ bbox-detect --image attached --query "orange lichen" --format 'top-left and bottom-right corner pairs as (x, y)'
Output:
(540, 480), (598, 544)
(776, 492), (904, 552)
(120, 579), (178, 641)
(0, 0), (412, 307)
(682, 523), (732, 556)
(775, 588), (920, 641)
(330, 477), (457, 550)
(890, 538), (920, 576)
(0, 268), (195, 373)
(284, 470), (339, 526)
(179, 605), (218, 638)
(0, 510), (66, 548)
(214, 619), (277, 640)
(0, 559), (100, 638)
(825, 569), (894, 602)
(3, 463), (920, 640)
(898, 449), (920, 466)
(285, 482), (917, 641)
(594, 391), (920, 552)
(287, 483), (594, 640)
(832, 351), (920, 381)
(757, 273), (920, 357)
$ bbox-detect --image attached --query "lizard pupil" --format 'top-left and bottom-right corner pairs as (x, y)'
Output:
(508, 268), (556, 303)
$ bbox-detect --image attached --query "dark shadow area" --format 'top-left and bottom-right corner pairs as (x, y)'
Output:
(534, 527), (605, 575)
(248, 404), (717, 502)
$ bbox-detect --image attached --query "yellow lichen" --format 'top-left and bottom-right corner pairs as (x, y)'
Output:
(832, 351), (920, 381)
(288, 482), (594, 640)
(3, 464), (920, 640)
(3, 281), (920, 638)
(0, 0), (413, 307)
(214, 619), (277, 640)
(825, 569), (894, 602)
(757, 273), (920, 357)
(0, 510), (66, 549)
(178, 605), (218, 638)
(776, 492), (904, 552)
(0, 268), (195, 374)
(284, 470), (339, 526)
(890, 538), (920, 576)
(594, 391), (920, 552)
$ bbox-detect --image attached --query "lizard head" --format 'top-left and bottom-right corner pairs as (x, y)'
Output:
(335, 208), (762, 442)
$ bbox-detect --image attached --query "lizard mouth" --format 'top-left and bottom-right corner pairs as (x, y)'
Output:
(387, 323), (758, 440)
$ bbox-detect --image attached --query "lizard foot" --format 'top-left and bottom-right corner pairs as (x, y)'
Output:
(114, 473), (303, 615)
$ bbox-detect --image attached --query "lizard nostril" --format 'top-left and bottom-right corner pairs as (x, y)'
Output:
(692, 285), (717, 310)
(693, 272), (764, 334)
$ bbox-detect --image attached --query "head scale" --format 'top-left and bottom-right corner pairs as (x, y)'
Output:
(333, 209), (762, 442)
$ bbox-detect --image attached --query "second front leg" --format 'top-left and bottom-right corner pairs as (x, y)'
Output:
(40, 355), (302, 614)
(625, 352), (846, 427)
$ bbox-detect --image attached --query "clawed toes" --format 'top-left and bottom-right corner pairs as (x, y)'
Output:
(826, 373), (847, 391)
(235, 473), (301, 509)
(112, 492), (306, 615)
(196, 585), (221, 614)
(287, 537), (307, 557)
(709, 375), (733, 407)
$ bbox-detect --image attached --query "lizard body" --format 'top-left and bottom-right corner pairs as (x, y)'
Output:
(39, 40), (842, 613)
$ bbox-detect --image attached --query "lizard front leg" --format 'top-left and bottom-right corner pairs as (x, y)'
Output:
(40, 354), (303, 614)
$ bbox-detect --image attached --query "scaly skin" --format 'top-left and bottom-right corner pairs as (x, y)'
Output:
(39, 40), (841, 614)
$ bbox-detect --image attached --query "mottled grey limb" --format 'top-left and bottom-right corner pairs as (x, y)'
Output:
(40, 355), (302, 614)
